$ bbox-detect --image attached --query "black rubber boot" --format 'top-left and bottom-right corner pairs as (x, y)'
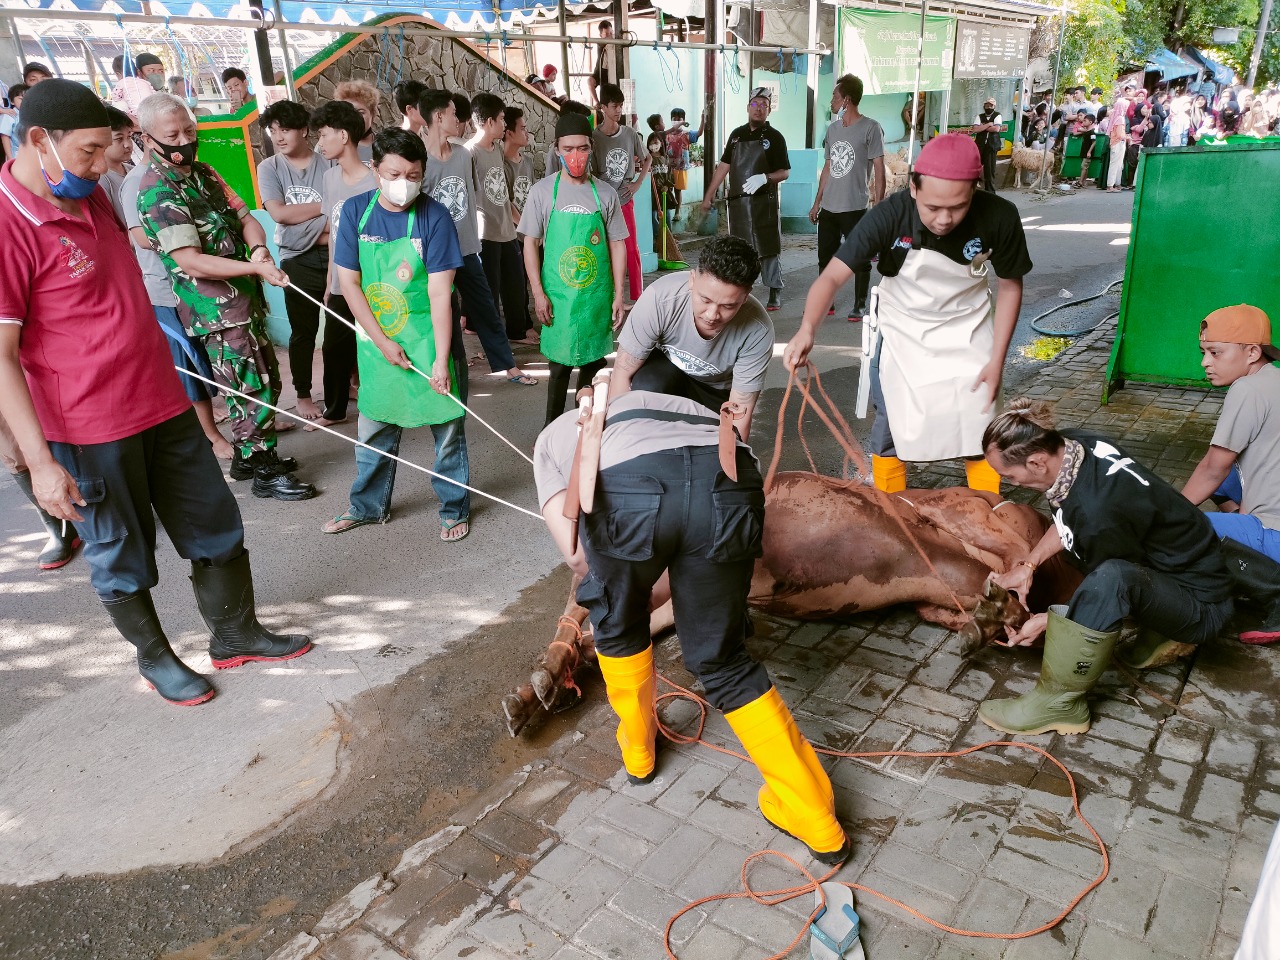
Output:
(1220, 538), (1280, 644)
(230, 449), (298, 481)
(102, 592), (215, 706)
(12, 469), (81, 569)
(192, 550), (313, 668)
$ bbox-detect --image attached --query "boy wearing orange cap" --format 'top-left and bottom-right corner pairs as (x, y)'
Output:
(1182, 304), (1280, 643)
(784, 133), (1031, 496)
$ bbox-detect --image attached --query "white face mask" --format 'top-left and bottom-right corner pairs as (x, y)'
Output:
(380, 176), (421, 207)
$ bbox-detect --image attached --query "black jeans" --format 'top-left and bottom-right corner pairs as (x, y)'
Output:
(481, 238), (530, 340)
(1067, 558), (1233, 642)
(455, 253), (518, 374)
(631, 350), (730, 413)
(319, 295), (359, 421)
(48, 408), (244, 600)
(577, 446), (772, 712)
(978, 144), (998, 191)
(817, 208), (870, 309)
(545, 359), (607, 426)
(280, 246), (329, 398)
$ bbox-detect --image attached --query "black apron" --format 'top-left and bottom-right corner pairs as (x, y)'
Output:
(727, 134), (781, 260)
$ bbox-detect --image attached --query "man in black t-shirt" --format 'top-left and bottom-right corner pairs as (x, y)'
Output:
(978, 404), (1233, 737)
(785, 134), (1031, 496)
(701, 88), (790, 311)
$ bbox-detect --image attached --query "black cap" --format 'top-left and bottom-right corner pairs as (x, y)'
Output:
(555, 111), (592, 140)
(23, 62), (53, 79)
(19, 78), (110, 131)
(135, 53), (163, 70)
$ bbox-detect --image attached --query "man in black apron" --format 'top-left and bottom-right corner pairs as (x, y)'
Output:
(700, 87), (790, 312)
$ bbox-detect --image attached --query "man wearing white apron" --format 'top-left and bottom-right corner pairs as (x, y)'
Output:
(784, 133), (1032, 495)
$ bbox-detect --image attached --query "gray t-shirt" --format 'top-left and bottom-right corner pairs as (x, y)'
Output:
(424, 143), (482, 258)
(591, 124), (645, 205)
(534, 391), (752, 509)
(618, 272), (774, 393)
(821, 115), (885, 214)
(120, 163), (178, 308)
(100, 167), (129, 220)
(470, 139), (516, 244)
(517, 174), (629, 242)
(258, 151), (330, 260)
(322, 163), (377, 295)
(506, 153), (534, 214)
(1212, 362), (1280, 528)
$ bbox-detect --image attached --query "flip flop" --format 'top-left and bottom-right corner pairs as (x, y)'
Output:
(322, 513), (382, 535)
(810, 883), (864, 960)
(507, 375), (538, 386)
(441, 519), (470, 542)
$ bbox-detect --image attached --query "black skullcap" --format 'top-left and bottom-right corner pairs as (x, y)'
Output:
(23, 62), (53, 78)
(135, 53), (163, 70)
(19, 78), (110, 131)
(555, 111), (592, 140)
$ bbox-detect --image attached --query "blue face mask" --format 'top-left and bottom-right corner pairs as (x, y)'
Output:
(40, 137), (99, 201)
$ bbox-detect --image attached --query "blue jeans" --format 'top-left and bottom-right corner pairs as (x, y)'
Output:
(1208, 467), (1280, 561)
(347, 414), (470, 524)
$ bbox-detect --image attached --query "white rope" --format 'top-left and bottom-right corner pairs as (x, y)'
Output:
(176, 368), (543, 520)
(286, 281), (535, 466)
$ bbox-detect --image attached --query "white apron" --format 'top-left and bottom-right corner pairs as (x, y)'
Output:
(874, 247), (997, 461)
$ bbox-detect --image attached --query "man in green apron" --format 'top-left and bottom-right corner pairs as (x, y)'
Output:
(323, 129), (473, 543)
(785, 134), (1032, 496)
(520, 112), (629, 426)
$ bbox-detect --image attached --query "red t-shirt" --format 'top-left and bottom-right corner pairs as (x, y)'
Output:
(0, 161), (190, 445)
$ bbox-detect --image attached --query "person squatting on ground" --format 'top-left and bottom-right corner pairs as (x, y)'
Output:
(612, 235), (773, 439)
(591, 83), (649, 303)
(135, 93), (316, 500)
(257, 99), (333, 425)
(419, 88), (537, 387)
(520, 111), (629, 426)
(534, 388), (850, 865)
(785, 133), (1031, 497)
(323, 129), (472, 543)
(979, 401), (1233, 735)
(701, 87), (790, 312)
(809, 74), (885, 321)
(0, 80), (311, 706)
(1182, 304), (1280, 643)
(313, 99), (375, 425)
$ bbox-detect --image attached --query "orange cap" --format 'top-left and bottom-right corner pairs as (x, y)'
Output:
(1200, 304), (1278, 360)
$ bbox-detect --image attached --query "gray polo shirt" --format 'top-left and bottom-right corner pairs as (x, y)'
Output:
(506, 153), (534, 214)
(470, 139), (516, 244)
(321, 163), (377, 295)
(120, 163), (178, 308)
(591, 124), (645, 205)
(534, 391), (752, 509)
(518, 174), (629, 242)
(425, 143), (482, 257)
(820, 115), (884, 214)
(258, 151), (331, 260)
(618, 272), (774, 393)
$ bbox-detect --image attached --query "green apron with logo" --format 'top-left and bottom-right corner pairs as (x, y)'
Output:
(355, 193), (462, 428)
(539, 174), (615, 366)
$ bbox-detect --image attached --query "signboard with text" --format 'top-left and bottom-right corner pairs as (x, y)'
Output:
(838, 8), (956, 95)
(953, 20), (1030, 79)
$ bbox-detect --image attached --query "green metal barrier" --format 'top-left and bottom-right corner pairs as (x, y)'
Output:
(1060, 133), (1103, 180)
(1103, 142), (1280, 401)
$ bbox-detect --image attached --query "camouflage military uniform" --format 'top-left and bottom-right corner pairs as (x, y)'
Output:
(137, 156), (280, 457)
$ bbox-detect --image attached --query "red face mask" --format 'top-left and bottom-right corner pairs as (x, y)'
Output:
(562, 152), (589, 178)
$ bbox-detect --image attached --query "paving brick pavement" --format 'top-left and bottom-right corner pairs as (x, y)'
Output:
(270, 319), (1279, 959)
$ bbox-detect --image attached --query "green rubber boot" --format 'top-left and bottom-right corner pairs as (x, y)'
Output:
(1117, 627), (1195, 670)
(978, 605), (1119, 736)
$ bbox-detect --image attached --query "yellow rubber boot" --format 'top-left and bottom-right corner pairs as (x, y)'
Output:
(871, 454), (907, 493)
(596, 647), (658, 784)
(965, 457), (1002, 494)
(725, 687), (849, 863)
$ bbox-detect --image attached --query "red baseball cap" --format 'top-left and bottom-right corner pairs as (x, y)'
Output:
(542, 63), (557, 78)
(913, 133), (983, 181)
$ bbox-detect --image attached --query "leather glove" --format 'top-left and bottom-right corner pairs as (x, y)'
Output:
(742, 173), (767, 195)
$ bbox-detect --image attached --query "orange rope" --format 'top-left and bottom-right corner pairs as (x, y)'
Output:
(654, 673), (1110, 959)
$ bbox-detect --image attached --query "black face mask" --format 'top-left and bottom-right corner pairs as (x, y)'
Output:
(154, 137), (198, 167)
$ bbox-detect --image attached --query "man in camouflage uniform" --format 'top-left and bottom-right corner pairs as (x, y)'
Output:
(135, 92), (315, 500)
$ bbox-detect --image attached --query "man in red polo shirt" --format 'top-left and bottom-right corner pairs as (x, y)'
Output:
(0, 80), (313, 707)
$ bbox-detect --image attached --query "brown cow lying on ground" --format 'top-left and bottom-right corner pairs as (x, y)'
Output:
(503, 473), (1078, 736)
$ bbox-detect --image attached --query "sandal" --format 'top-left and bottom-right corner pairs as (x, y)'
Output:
(441, 519), (470, 542)
(810, 883), (864, 960)
(507, 375), (538, 386)
(322, 513), (382, 534)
